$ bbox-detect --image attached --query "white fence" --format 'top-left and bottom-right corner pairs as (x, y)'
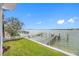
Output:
(3, 36), (25, 41)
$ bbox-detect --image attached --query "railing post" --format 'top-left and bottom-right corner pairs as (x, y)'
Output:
(0, 3), (3, 55)
(0, 3), (16, 55)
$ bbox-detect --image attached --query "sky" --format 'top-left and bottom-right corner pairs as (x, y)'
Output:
(4, 3), (79, 29)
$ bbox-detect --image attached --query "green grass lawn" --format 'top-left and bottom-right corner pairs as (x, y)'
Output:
(3, 38), (66, 56)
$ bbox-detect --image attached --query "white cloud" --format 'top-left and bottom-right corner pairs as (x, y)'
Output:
(57, 19), (65, 24)
(36, 21), (42, 24)
(68, 18), (75, 23)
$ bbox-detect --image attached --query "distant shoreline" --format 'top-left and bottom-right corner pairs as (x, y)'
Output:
(23, 29), (79, 30)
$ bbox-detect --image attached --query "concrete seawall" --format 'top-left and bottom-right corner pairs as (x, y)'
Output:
(25, 37), (77, 56)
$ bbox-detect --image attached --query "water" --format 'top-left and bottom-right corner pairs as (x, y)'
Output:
(26, 29), (79, 55)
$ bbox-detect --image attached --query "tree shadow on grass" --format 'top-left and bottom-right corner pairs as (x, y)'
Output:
(3, 46), (10, 53)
